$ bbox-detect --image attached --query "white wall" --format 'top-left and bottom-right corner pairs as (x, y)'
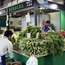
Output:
(9, 13), (50, 28)
(9, 12), (60, 31)
(21, 16), (27, 30)
(37, 14), (50, 27)
(49, 12), (60, 31)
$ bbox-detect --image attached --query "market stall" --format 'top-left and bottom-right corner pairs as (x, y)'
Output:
(12, 26), (65, 65)
(5, 0), (61, 31)
(0, 0), (65, 65)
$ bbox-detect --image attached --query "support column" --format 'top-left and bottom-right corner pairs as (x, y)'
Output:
(33, 0), (39, 26)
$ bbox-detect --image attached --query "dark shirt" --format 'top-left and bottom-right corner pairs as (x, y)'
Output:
(43, 25), (50, 32)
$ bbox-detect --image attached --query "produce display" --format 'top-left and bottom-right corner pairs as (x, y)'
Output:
(10, 32), (21, 51)
(60, 32), (65, 37)
(50, 24), (56, 31)
(17, 26), (41, 40)
(14, 31), (64, 57)
(19, 38), (48, 56)
(10, 26), (64, 57)
(39, 32), (64, 55)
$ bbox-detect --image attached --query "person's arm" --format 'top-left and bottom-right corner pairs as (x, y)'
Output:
(8, 41), (13, 58)
(8, 41), (13, 53)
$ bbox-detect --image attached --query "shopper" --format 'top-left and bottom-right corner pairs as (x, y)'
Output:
(43, 20), (51, 32)
(0, 30), (13, 65)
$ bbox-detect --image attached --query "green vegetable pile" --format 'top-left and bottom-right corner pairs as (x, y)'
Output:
(19, 38), (47, 56)
(12, 26), (64, 56)
(16, 32), (64, 56)
(39, 32), (64, 55)
(17, 26), (41, 40)
(50, 24), (56, 31)
(11, 26), (41, 52)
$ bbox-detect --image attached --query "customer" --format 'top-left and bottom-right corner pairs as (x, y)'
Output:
(43, 20), (51, 32)
(0, 29), (13, 65)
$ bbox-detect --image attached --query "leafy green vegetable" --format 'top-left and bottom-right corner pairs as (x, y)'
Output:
(50, 24), (56, 31)
(16, 32), (64, 56)
(13, 26), (64, 56)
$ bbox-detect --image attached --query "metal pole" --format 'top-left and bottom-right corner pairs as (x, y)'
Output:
(6, 8), (10, 30)
(33, 0), (38, 26)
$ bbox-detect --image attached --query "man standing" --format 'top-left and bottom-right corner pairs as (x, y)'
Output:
(0, 30), (13, 65)
(42, 20), (52, 32)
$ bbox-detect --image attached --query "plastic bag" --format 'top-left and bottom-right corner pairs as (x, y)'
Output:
(26, 55), (38, 65)
(0, 57), (1, 63)
(9, 52), (14, 59)
(6, 52), (14, 59)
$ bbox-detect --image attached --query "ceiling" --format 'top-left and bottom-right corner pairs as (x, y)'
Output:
(0, 0), (4, 5)
(0, 0), (6, 6)
(48, 0), (64, 4)
(0, 0), (64, 6)
(48, 0), (63, 2)
(53, 0), (63, 2)
(0, 0), (3, 1)
(0, 0), (14, 6)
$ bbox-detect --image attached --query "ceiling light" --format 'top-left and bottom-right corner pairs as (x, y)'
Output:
(40, 7), (45, 10)
(37, 0), (48, 4)
(48, 0), (53, 1)
(49, 4), (58, 9)
(18, 0), (30, 3)
(0, 11), (2, 15)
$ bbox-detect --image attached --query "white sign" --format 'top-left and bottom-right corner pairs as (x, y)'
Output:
(27, 33), (31, 38)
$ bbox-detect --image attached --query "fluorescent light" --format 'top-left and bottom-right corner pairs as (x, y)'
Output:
(18, 0), (30, 3)
(40, 7), (45, 10)
(18, 0), (23, 2)
(0, 11), (2, 15)
(49, 4), (58, 9)
(48, 0), (53, 1)
(37, 0), (44, 4)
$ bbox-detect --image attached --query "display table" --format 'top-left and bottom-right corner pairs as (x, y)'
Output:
(13, 50), (65, 65)
(13, 51), (28, 65)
